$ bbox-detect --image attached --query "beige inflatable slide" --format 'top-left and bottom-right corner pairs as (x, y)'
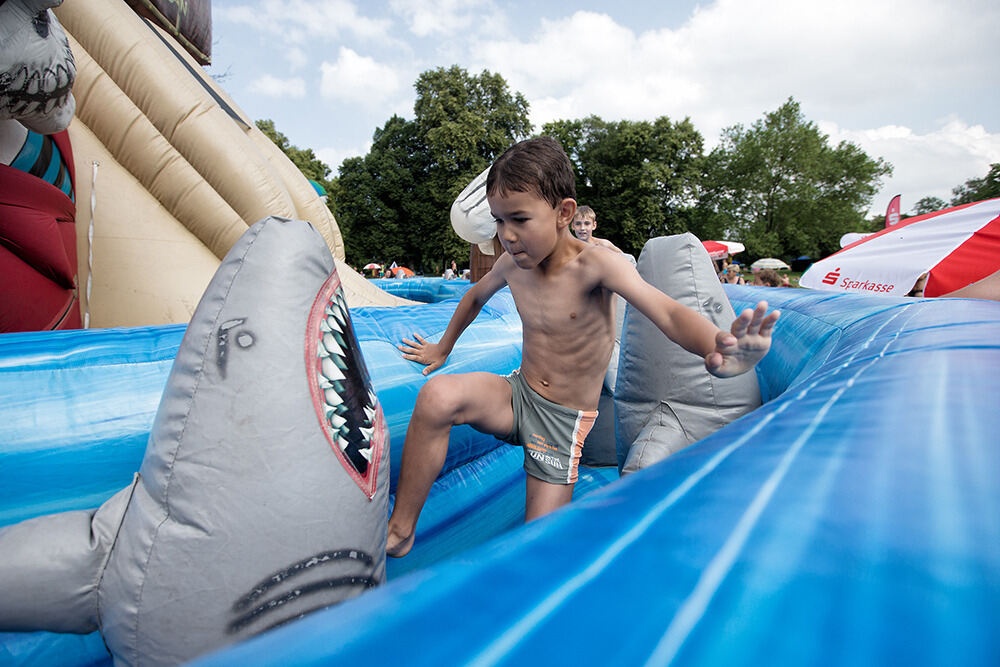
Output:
(55, 0), (407, 328)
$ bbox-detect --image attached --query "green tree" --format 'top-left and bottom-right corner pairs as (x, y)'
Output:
(950, 163), (1000, 205)
(256, 119), (332, 185)
(332, 67), (532, 271)
(911, 196), (946, 216)
(542, 115), (705, 255)
(697, 98), (891, 261)
(331, 116), (424, 267)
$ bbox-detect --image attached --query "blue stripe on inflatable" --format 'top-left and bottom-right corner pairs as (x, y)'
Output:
(195, 287), (1000, 667)
(8, 131), (42, 174)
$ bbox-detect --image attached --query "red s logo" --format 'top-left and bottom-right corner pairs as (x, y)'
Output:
(822, 268), (841, 285)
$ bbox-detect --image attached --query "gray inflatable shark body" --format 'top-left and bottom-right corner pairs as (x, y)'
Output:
(615, 233), (762, 473)
(0, 217), (389, 664)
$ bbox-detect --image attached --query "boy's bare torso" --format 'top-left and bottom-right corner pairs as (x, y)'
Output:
(499, 244), (618, 412)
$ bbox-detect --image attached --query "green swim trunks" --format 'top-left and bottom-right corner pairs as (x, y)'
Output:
(502, 370), (598, 485)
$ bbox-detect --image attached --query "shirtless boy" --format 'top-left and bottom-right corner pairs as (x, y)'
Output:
(572, 205), (623, 252)
(387, 137), (779, 557)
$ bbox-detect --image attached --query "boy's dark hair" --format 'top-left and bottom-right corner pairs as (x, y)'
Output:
(486, 137), (576, 208)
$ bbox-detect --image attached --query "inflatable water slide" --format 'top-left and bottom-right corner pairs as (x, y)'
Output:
(205, 283), (1000, 667)
(1, 1), (999, 665)
(54, 0), (407, 328)
(2, 257), (999, 665)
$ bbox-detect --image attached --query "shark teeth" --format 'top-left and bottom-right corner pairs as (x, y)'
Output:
(328, 412), (347, 431)
(358, 446), (372, 462)
(322, 333), (347, 360)
(324, 313), (343, 333)
(320, 357), (345, 382)
(326, 302), (346, 326)
(323, 388), (343, 407)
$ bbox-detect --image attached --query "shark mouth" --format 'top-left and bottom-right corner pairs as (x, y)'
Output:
(306, 270), (386, 499)
(0, 37), (76, 120)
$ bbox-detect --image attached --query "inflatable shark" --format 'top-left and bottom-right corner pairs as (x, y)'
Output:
(0, 217), (390, 664)
(616, 233), (762, 473)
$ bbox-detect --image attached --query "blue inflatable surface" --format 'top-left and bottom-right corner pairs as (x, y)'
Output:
(368, 277), (472, 303)
(201, 286), (1000, 666)
(3, 282), (1000, 665)
(0, 279), (614, 664)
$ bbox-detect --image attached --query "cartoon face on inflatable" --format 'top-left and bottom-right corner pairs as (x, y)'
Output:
(0, 0), (76, 134)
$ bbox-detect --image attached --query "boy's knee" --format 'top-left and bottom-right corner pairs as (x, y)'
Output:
(416, 375), (462, 420)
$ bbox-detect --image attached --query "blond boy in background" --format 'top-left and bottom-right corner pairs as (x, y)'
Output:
(572, 205), (623, 253)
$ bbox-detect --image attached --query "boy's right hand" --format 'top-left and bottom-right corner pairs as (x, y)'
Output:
(399, 334), (448, 375)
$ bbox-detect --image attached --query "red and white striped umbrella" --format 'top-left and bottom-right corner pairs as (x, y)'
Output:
(702, 240), (729, 260)
(800, 198), (1000, 297)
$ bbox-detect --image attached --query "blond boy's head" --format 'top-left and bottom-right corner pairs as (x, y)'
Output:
(572, 205), (598, 242)
(574, 205), (596, 223)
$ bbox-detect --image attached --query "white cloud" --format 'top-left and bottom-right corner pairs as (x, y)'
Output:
(285, 47), (309, 70)
(389, 0), (497, 37)
(460, 1), (999, 211)
(468, 1), (998, 138)
(317, 143), (370, 172)
(822, 119), (1000, 215)
(213, 0), (999, 217)
(216, 0), (392, 42)
(320, 47), (402, 106)
(248, 74), (307, 98)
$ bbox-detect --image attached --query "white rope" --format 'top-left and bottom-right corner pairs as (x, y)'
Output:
(84, 160), (99, 329)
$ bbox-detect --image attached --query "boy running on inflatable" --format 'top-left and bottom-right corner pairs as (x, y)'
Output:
(388, 137), (779, 557)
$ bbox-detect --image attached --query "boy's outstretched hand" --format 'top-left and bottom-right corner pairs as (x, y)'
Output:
(399, 334), (448, 375)
(705, 301), (780, 378)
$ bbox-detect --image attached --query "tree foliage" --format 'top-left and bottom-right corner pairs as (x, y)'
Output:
(332, 67), (532, 271)
(267, 86), (895, 271)
(696, 98), (891, 261)
(951, 163), (1000, 206)
(911, 196), (946, 216)
(331, 116), (425, 267)
(543, 116), (705, 255)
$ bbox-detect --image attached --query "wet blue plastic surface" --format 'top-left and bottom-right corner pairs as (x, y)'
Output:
(199, 288), (1000, 666)
(368, 277), (472, 303)
(4, 284), (1000, 665)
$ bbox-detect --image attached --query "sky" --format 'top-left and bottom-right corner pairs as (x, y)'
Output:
(207, 0), (1000, 218)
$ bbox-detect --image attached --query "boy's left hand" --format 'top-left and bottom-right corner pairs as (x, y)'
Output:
(705, 301), (780, 378)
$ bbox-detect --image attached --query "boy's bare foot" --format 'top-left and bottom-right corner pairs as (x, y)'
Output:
(386, 527), (414, 558)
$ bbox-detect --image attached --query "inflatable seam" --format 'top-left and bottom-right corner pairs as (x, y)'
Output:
(94, 473), (141, 659)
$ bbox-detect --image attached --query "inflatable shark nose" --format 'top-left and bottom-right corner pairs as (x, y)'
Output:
(0, 217), (390, 666)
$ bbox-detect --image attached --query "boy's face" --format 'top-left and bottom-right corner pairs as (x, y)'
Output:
(571, 216), (596, 242)
(489, 190), (575, 268)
